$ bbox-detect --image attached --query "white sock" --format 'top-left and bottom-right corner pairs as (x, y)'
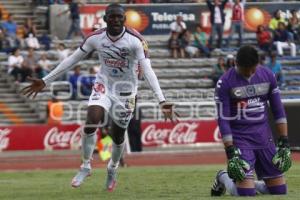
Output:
(219, 172), (238, 196)
(255, 180), (269, 194)
(108, 141), (125, 169)
(81, 131), (97, 169)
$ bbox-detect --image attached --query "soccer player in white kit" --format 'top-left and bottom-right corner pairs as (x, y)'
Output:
(21, 3), (177, 192)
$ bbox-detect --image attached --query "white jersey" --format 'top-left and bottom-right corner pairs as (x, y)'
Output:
(80, 27), (148, 96)
(42, 27), (165, 103)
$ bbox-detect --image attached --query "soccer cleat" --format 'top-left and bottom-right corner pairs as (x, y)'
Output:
(71, 166), (91, 188)
(106, 167), (117, 192)
(211, 170), (227, 196)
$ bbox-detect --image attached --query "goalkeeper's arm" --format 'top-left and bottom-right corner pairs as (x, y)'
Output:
(272, 123), (292, 173)
(268, 73), (291, 172)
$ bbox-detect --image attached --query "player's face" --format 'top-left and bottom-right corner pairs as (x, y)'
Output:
(105, 7), (126, 36)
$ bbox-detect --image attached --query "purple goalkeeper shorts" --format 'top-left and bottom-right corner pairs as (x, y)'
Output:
(239, 143), (283, 180)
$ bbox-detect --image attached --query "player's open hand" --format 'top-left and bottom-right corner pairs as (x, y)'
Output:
(20, 77), (46, 99)
(272, 136), (292, 173)
(160, 101), (179, 123)
(226, 145), (250, 181)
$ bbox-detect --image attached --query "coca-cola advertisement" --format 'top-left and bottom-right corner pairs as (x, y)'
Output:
(0, 125), (83, 151)
(141, 120), (221, 147)
(0, 120), (220, 151)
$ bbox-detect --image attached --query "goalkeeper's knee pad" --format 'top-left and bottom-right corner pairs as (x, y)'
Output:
(237, 188), (256, 196)
(268, 184), (287, 195)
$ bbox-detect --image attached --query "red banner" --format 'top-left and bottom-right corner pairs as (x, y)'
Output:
(0, 125), (82, 151)
(0, 120), (220, 151)
(141, 120), (221, 147)
(79, 5), (107, 34)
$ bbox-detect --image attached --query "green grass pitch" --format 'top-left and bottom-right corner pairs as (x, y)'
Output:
(0, 164), (299, 200)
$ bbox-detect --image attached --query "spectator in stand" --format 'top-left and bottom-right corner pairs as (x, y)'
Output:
(267, 52), (284, 87)
(25, 33), (40, 50)
(58, 0), (85, 39)
(0, 27), (4, 52)
(81, 66), (97, 97)
(169, 15), (187, 57)
(38, 34), (52, 51)
(7, 48), (24, 82)
(206, 0), (228, 49)
(170, 15), (186, 38)
(37, 52), (52, 75)
(47, 95), (64, 125)
(69, 65), (82, 99)
(274, 22), (296, 57)
(256, 25), (273, 53)
(212, 56), (226, 85)
(287, 9), (300, 42)
(168, 32), (184, 58)
(24, 18), (37, 37)
(259, 53), (267, 66)
(1, 14), (20, 49)
(182, 30), (199, 58)
(57, 43), (70, 61)
(226, 54), (235, 70)
(193, 24), (210, 57)
(22, 48), (37, 80)
(269, 10), (286, 32)
(24, 18), (40, 49)
(226, 0), (246, 47)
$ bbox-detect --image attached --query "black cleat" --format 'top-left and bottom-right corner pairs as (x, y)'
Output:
(211, 170), (227, 196)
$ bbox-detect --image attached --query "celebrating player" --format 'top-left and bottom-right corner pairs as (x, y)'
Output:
(21, 3), (177, 192)
(211, 46), (292, 196)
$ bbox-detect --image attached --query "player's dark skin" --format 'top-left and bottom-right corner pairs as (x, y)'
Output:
(20, 5), (176, 145)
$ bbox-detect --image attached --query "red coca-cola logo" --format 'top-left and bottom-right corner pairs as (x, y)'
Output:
(141, 122), (198, 145)
(43, 127), (82, 150)
(0, 128), (11, 151)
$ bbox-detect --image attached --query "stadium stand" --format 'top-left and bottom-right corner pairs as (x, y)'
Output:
(0, 1), (300, 124)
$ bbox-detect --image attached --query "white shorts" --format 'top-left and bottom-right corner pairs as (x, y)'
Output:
(88, 82), (136, 129)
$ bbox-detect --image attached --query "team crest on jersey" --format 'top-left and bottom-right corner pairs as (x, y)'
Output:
(246, 85), (256, 97)
(120, 48), (130, 57)
(93, 83), (105, 93)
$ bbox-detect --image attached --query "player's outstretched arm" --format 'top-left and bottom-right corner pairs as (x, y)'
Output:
(139, 58), (179, 122)
(20, 48), (88, 98)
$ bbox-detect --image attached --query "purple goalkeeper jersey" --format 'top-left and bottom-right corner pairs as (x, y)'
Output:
(215, 65), (286, 149)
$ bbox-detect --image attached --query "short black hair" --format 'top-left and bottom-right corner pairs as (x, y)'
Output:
(236, 45), (259, 68)
(105, 3), (124, 15)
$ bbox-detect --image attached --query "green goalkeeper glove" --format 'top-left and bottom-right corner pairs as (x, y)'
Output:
(225, 145), (250, 181)
(272, 136), (292, 173)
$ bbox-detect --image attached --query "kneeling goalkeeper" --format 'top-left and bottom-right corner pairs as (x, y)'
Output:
(211, 46), (292, 196)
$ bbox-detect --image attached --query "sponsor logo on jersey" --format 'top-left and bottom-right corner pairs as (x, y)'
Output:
(104, 58), (129, 68)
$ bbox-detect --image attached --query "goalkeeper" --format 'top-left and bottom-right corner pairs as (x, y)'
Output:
(211, 46), (292, 197)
